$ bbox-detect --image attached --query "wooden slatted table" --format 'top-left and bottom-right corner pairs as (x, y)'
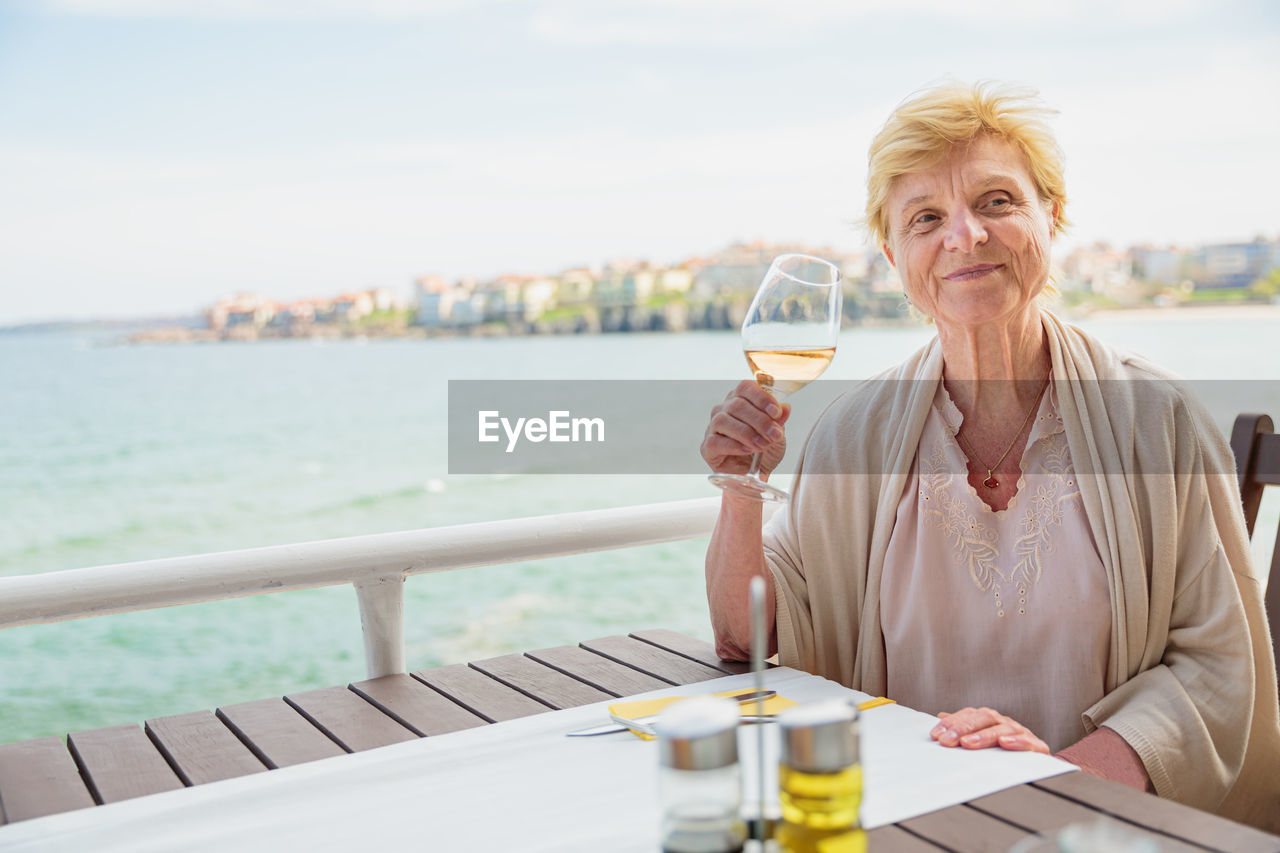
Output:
(1, 628), (1277, 852)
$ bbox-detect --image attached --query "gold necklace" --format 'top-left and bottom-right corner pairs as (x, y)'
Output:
(953, 375), (1050, 489)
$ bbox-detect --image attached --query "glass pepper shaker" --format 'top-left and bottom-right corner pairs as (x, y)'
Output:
(776, 701), (865, 853)
(656, 696), (748, 853)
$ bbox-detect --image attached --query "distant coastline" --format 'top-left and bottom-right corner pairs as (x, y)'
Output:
(0, 316), (204, 335)
(107, 295), (1280, 344)
(8, 234), (1276, 344)
(1077, 302), (1280, 322)
(6, 297), (1280, 346)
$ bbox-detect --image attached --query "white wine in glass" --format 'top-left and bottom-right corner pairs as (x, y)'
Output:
(709, 254), (842, 503)
(743, 347), (836, 396)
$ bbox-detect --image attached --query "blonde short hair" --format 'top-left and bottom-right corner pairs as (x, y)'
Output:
(865, 80), (1069, 249)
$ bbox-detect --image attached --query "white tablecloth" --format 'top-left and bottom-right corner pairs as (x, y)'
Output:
(0, 668), (1075, 851)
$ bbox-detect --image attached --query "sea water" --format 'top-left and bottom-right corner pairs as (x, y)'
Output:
(2, 312), (1277, 742)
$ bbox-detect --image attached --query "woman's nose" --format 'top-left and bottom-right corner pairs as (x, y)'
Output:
(943, 208), (988, 253)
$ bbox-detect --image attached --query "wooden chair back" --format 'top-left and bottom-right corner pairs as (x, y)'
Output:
(1229, 413), (1280, 692)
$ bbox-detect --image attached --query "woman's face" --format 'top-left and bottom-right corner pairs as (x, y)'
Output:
(882, 134), (1056, 331)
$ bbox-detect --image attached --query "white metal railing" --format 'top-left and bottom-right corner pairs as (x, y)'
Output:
(0, 498), (779, 678)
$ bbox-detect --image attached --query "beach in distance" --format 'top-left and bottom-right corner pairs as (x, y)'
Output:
(1, 306), (1278, 743)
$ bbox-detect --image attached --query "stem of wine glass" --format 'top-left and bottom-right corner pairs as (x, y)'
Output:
(745, 387), (787, 480)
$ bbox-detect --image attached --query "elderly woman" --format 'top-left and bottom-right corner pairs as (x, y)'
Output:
(701, 81), (1279, 830)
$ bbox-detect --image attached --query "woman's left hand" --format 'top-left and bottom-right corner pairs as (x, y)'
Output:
(930, 707), (1049, 754)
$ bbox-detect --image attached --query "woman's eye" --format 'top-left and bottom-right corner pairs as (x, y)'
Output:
(983, 196), (1010, 210)
(913, 212), (939, 227)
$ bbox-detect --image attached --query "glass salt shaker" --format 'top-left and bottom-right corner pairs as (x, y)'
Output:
(656, 696), (748, 853)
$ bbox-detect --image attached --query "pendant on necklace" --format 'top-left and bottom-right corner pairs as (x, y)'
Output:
(983, 472), (999, 489)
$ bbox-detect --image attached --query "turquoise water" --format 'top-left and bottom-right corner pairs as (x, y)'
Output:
(2, 313), (1277, 742)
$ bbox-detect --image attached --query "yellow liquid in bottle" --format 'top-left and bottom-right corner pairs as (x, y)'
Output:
(776, 764), (866, 853)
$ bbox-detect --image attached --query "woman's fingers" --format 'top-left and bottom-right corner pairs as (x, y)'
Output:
(702, 431), (755, 459)
(957, 721), (1025, 749)
(930, 707), (1049, 754)
(996, 732), (1050, 753)
(701, 381), (790, 474)
(701, 409), (763, 467)
(929, 707), (1001, 742)
(724, 396), (785, 448)
(734, 379), (784, 417)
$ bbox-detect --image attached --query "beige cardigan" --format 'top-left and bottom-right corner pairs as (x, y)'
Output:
(763, 311), (1280, 830)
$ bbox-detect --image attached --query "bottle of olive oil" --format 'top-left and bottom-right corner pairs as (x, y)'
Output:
(776, 701), (865, 853)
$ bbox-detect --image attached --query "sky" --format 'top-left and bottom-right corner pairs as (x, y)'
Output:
(1, 0), (1278, 323)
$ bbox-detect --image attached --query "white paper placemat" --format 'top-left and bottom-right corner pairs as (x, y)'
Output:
(0, 668), (1075, 851)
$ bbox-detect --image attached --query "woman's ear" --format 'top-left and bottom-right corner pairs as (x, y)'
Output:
(882, 243), (895, 267)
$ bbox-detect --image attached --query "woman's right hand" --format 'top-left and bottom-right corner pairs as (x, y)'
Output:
(701, 380), (791, 479)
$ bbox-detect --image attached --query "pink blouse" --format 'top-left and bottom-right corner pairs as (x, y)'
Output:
(880, 379), (1111, 753)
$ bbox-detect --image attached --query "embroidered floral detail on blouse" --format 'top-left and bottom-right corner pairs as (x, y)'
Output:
(1009, 431), (1079, 591)
(920, 385), (1080, 617)
(920, 440), (1001, 594)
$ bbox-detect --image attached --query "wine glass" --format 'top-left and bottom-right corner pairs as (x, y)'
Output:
(708, 254), (842, 502)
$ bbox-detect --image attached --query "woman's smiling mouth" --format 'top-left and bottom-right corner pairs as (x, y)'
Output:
(943, 263), (1004, 281)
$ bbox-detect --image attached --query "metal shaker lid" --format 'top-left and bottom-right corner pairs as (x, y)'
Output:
(778, 700), (859, 773)
(655, 696), (740, 771)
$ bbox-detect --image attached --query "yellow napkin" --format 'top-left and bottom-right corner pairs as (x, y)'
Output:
(607, 690), (896, 739)
(609, 687), (798, 726)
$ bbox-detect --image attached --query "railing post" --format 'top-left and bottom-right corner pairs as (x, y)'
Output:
(354, 574), (406, 678)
